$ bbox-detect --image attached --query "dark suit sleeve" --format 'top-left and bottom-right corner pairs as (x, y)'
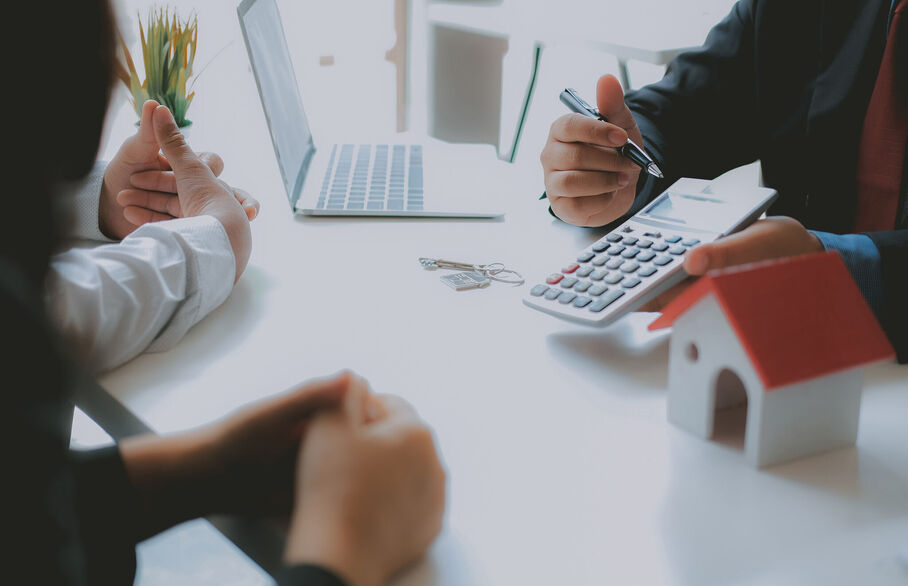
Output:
(70, 447), (141, 583)
(277, 565), (349, 586)
(866, 231), (908, 362)
(624, 0), (759, 210)
(4, 266), (140, 585)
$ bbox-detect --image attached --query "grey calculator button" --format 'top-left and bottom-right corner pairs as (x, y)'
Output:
(577, 251), (595, 263)
(592, 241), (610, 252)
(572, 296), (593, 308)
(620, 261), (640, 273)
(637, 250), (656, 262)
(558, 291), (577, 304)
(606, 258), (624, 270)
(574, 281), (592, 293)
(652, 242), (669, 252)
(682, 238), (701, 246)
(654, 255), (674, 266)
(621, 277), (641, 288)
(622, 226), (634, 233)
(637, 239), (653, 249)
(576, 266), (594, 277)
(621, 248), (640, 259)
(531, 284), (549, 297)
(561, 277), (578, 289)
(589, 283), (608, 296)
(592, 255), (609, 266)
(664, 235), (682, 243)
(589, 290), (625, 312)
(669, 246), (686, 255)
(590, 269), (608, 281)
(621, 236), (638, 245)
(607, 245), (626, 256)
(544, 288), (562, 300)
(605, 273), (624, 284)
(639, 266), (658, 277)
(606, 234), (622, 242)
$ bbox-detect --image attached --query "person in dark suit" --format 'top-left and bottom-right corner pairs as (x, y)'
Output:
(6, 1), (444, 584)
(540, 0), (908, 361)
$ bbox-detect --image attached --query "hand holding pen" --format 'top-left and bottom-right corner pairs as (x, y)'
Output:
(540, 75), (661, 227)
(559, 88), (663, 179)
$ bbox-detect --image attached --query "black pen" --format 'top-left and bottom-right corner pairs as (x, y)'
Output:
(560, 88), (664, 179)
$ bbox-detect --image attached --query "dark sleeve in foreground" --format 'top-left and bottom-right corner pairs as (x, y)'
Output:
(71, 446), (141, 583)
(277, 564), (350, 586)
(866, 230), (908, 363)
(4, 263), (139, 585)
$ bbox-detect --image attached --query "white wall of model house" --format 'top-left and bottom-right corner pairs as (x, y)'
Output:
(667, 295), (865, 468)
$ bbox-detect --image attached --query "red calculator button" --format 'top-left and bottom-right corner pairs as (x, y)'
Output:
(562, 263), (580, 274)
(546, 273), (564, 285)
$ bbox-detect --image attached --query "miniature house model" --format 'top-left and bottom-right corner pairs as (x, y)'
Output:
(649, 252), (894, 467)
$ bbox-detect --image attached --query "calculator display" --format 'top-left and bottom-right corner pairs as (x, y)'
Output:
(641, 192), (745, 229)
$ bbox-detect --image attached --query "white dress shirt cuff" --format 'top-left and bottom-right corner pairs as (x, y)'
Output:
(144, 215), (237, 353)
(47, 214), (236, 373)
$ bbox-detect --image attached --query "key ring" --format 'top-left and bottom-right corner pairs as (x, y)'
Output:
(419, 257), (525, 286)
(477, 263), (525, 284)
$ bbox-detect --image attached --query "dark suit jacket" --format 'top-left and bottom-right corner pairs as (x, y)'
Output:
(624, 0), (908, 362)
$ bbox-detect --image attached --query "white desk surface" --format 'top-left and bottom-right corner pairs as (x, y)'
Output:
(94, 3), (908, 585)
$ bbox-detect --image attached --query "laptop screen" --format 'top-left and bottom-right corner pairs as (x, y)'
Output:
(238, 0), (314, 205)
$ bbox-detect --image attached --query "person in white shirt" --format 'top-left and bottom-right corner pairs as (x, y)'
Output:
(47, 100), (259, 373)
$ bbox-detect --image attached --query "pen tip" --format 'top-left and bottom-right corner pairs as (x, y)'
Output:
(647, 163), (664, 179)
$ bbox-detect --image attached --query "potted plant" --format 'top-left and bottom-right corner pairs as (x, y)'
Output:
(116, 8), (198, 132)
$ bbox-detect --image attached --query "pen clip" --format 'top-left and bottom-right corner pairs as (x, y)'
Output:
(564, 88), (600, 118)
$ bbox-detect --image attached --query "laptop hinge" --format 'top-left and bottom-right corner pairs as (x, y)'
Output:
(291, 144), (315, 209)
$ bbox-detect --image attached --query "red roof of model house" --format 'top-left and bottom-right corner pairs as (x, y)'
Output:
(649, 251), (895, 390)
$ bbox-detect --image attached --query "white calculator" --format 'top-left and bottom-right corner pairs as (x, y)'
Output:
(523, 178), (778, 327)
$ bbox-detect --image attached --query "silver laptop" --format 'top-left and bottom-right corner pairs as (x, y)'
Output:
(238, 0), (503, 218)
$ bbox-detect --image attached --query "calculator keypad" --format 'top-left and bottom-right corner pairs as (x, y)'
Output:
(530, 227), (703, 316)
(589, 290), (624, 312)
(572, 296), (593, 308)
(589, 283), (608, 296)
(558, 291), (577, 304)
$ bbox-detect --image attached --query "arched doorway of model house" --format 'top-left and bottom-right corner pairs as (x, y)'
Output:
(710, 367), (749, 451)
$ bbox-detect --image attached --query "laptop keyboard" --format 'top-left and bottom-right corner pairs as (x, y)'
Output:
(316, 144), (424, 211)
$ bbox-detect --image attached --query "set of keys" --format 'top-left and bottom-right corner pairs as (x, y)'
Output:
(419, 257), (524, 290)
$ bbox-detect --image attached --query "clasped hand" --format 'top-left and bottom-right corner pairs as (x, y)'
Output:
(121, 372), (446, 586)
(100, 100), (260, 240)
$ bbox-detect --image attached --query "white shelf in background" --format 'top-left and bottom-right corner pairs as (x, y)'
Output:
(426, 1), (511, 38)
